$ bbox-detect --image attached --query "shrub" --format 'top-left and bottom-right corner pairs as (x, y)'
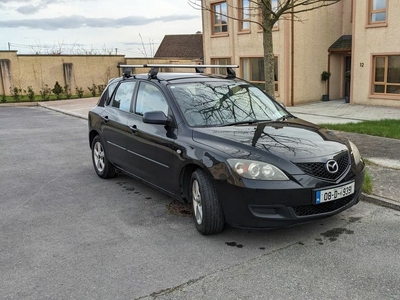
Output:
(10, 87), (22, 102)
(52, 81), (64, 100)
(321, 71), (331, 81)
(40, 84), (52, 101)
(98, 84), (106, 95)
(27, 86), (35, 102)
(87, 84), (97, 97)
(1, 94), (6, 103)
(75, 87), (84, 98)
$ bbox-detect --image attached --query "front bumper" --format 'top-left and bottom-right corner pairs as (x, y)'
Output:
(215, 167), (365, 229)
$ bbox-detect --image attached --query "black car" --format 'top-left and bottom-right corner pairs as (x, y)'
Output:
(88, 64), (365, 235)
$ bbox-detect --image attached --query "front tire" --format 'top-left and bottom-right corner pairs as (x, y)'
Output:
(190, 169), (225, 235)
(91, 135), (116, 179)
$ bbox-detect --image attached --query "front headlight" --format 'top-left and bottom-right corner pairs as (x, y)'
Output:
(349, 141), (362, 164)
(227, 159), (289, 181)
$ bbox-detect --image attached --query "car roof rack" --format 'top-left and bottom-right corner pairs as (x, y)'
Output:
(117, 64), (239, 80)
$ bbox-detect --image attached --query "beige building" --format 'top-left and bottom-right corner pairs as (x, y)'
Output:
(352, 0), (400, 107)
(201, 0), (400, 107)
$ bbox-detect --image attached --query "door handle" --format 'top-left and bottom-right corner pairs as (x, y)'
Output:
(130, 124), (138, 133)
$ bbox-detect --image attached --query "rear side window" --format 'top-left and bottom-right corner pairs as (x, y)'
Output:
(107, 82), (118, 98)
(111, 81), (136, 112)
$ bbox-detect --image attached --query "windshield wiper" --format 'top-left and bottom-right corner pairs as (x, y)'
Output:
(221, 119), (271, 126)
(275, 114), (294, 122)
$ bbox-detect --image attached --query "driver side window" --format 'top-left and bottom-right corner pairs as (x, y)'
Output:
(135, 82), (168, 116)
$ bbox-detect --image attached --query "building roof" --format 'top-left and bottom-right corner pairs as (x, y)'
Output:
(154, 34), (203, 59)
(329, 35), (352, 52)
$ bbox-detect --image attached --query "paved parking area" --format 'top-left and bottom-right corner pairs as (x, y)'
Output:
(1, 106), (400, 299)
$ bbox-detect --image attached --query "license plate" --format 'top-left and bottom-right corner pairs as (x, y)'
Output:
(315, 181), (355, 204)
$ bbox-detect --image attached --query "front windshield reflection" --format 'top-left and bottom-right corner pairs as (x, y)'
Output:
(169, 82), (286, 127)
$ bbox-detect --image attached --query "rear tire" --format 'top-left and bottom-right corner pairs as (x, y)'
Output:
(91, 135), (116, 179)
(190, 169), (225, 235)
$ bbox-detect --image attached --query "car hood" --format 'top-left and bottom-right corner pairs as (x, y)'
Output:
(192, 118), (349, 162)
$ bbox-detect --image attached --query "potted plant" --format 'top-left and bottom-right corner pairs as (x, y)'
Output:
(321, 71), (331, 101)
(344, 71), (350, 103)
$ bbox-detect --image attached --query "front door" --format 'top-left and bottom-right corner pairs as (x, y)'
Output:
(126, 81), (176, 193)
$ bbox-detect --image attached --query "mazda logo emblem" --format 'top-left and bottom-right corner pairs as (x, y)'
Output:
(326, 160), (339, 174)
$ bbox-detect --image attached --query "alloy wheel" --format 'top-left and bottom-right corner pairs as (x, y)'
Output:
(93, 141), (105, 173)
(192, 179), (203, 225)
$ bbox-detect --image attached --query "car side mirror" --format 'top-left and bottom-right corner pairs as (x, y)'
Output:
(143, 111), (173, 126)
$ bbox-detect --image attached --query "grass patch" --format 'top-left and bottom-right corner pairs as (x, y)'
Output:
(0, 94), (93, 103)
(362, 169), (373, 195)
(320, 119), (400, 140)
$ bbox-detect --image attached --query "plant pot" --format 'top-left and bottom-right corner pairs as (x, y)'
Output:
(345, 96), (350, 103)
(322, 94), (329, 102)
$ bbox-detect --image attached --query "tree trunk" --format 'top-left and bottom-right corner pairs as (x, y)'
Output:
(262, 27), (275, 97)
(261, 6), (275, 97)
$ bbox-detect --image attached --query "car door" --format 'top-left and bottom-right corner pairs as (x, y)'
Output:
(100, 80), (136, 169)
(126, 81), (176, 193)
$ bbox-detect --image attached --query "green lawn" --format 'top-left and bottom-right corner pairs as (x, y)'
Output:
(1, 94), (93, 103)
(362, 169), (373, 195)
(320, 119), (400, 140)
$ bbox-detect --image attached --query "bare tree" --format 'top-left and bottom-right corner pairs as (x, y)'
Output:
(189, 0), (341, 96)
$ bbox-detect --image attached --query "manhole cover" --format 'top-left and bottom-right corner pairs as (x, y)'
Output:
(167, 200), (192, 217)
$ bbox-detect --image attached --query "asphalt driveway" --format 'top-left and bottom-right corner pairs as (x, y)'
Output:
(1, 107), (399, 299)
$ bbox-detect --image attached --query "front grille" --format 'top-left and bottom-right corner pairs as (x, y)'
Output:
(291, 195), (354, 216)
(295, 152), (349, 181)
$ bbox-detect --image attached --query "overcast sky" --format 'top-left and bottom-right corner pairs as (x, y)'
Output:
(0, 0), (202, 56)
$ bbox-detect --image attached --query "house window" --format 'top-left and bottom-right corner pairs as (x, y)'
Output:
(212, 2), (228, 34)
(239, 0), (251, 31)
(211, 58), (232, 75)
(369, 0), (387, 24)
(241, 57), (279, 93)
(373, 55), (400, 95)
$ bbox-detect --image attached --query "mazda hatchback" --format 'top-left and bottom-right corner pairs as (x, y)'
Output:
(88, 64), (365, 235)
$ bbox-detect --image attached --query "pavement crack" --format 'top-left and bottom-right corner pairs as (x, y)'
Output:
(135, 241), (300, 299)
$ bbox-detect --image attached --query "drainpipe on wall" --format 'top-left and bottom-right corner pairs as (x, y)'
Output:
(327, 51), (331, 97)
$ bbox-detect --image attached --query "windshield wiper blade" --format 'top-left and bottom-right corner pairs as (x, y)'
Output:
(221, 120), (271, 126)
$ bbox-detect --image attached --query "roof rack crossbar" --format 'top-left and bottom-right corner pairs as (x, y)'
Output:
(116, 64), (239, 79)
(143, 64), (239, 79)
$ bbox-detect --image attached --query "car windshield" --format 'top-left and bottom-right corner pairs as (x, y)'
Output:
(169, 81), (288, 127)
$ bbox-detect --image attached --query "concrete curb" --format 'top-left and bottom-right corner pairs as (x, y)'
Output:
(0, 102), (39, 107)
(38, 102), (88, 120)
(361, 193), (400, 211)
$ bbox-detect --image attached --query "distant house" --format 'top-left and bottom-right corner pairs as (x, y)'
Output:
(154, 33), (203, 62)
